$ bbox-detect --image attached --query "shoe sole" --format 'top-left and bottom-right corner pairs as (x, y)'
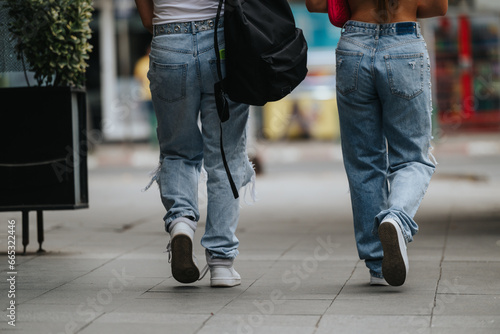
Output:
(171, 234), (199, 284)
(211, 279), (241, 288)
(379, 222), (406, 286)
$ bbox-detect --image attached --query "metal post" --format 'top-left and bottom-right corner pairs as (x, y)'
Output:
(22, 210), (29, 254)
(458, 14), (474, 119)
(98, 0), (118, 140)
(37, 210), (45, 253)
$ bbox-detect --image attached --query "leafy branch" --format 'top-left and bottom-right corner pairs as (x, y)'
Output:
(3, 0), (93, 87)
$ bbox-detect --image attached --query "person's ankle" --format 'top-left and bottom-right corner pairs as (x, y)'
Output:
(206, 250), (241, 287)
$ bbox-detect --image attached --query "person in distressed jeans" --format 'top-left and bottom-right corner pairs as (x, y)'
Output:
(134, 0), (255, 287)
(306, 0), (448, 286)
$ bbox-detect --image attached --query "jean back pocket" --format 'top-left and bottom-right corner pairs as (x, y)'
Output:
(384, 53), (424, 100)
(149, 62), (187, 103)
(335, 50), (363, 96)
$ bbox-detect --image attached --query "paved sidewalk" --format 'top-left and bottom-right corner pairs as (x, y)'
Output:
(1, 133), (500, 334)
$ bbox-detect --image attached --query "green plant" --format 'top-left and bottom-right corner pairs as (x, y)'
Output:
(4, 0), (93, 87)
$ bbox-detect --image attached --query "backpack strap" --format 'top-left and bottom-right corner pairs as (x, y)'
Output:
(214, 0), (239, 199)
(214, 0), (225, 95)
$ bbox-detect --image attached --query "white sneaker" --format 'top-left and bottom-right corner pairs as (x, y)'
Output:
(378, 218), (409, 286)
(168, 222), (199, 284)
(203, 251), (241, 287)
(370, 275), (389, 286)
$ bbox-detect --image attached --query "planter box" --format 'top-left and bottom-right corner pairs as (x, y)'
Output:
(0, 86), (89, 211)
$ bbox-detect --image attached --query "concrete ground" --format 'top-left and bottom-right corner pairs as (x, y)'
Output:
(1, 132), (500, 334)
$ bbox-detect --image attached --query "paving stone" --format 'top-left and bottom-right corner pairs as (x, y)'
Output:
(316, 315), (432, 334)
(431, 315), (500, 329)
(219, 298), (332, 316)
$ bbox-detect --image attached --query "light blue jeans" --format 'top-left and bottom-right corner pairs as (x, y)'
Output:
(335, 21), (436, 278)
(148, 17), (255, 259)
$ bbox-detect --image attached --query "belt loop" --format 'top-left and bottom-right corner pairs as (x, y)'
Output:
(375, 24), (380, 40)
(415, 22), (420, 38)
(191, 21), (196, 35)
(341, 21), (348, 32)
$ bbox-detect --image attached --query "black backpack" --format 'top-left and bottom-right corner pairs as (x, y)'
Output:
(214, 0), (308, 198)
(217, 0), (308, 107)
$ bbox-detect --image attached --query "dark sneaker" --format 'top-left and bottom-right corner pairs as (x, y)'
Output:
(378, 218), (409, 286)
(168, 222), (200, 284)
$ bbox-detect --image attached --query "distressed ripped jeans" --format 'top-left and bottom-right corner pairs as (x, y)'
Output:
(335, 21), (436, 277)
(147, 19), (255, 259)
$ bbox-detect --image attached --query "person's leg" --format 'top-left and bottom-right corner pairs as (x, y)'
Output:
(335, 43), (388, 279)
(375, 41), (435, 243)
(149, 33), (203, 231)
(196, 27), (254, 261)
(374, 32), (435, 286)
(200, 100), (253, 259)
(148, 31), (203, 283)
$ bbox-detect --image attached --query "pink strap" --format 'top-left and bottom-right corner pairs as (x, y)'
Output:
(328, 0), (351, 28)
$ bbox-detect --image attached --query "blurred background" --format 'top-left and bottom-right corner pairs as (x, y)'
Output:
(3, 0), (500, 146)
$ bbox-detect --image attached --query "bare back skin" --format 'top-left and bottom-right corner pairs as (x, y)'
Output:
(348, 0), (418, 23)
(305, 0), (448, 22)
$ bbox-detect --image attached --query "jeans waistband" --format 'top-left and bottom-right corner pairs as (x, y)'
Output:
(342, 20), (420, 37)
(153, 17), (223, 36)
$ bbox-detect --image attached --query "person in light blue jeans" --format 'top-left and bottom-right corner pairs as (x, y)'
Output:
(336, 20), (436, 286)
(135, 0), (255, 287)
(306, 0), (447, 287)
